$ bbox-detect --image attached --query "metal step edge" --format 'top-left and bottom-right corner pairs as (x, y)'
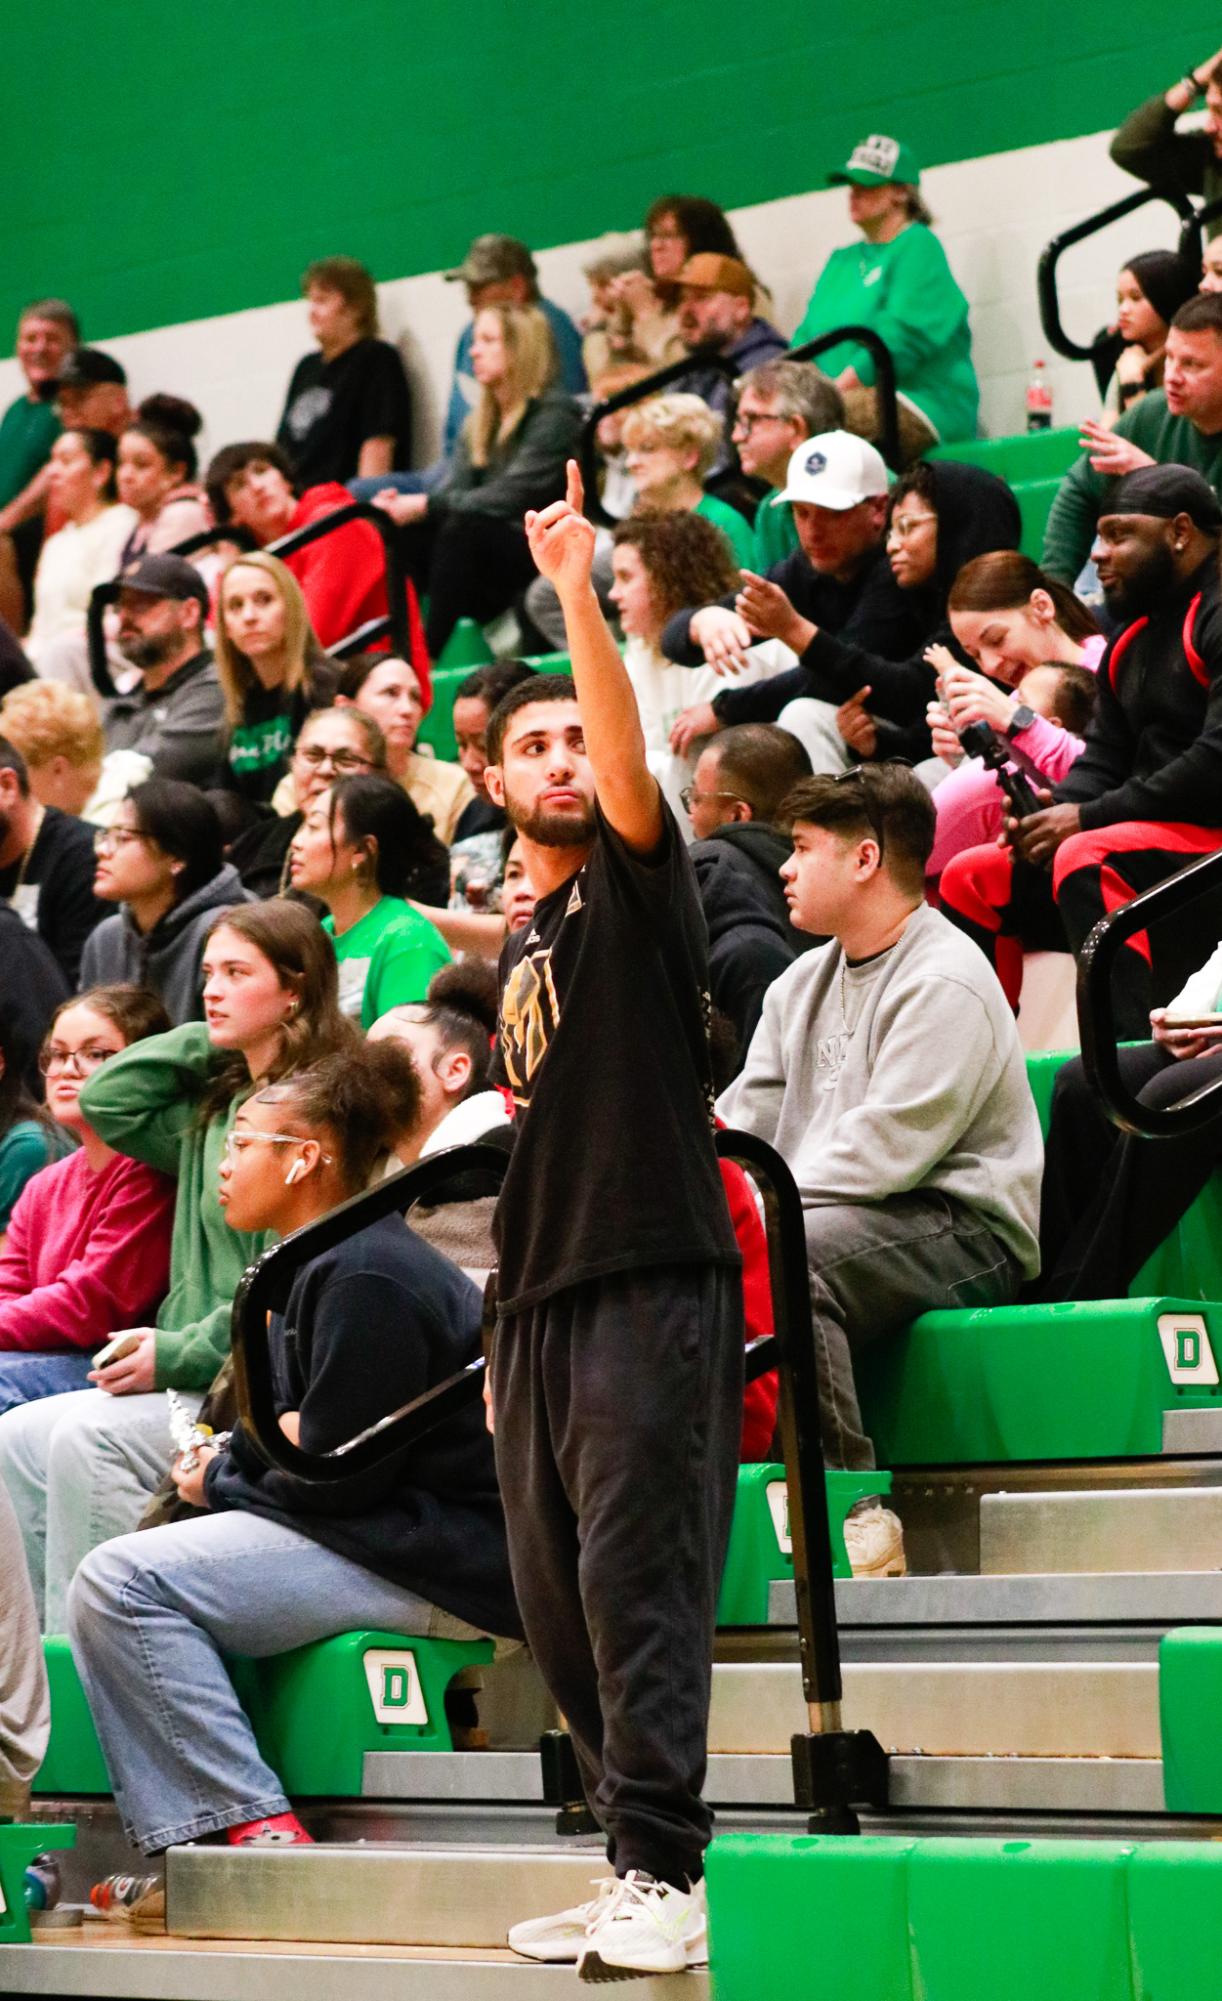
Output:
(0, 1937), (704, 2000)
(166, 1843), (616, 1948)
(708, 1660), (1160, 1757)
(765, 1571), (1222, 1627)
(362, 1749), (1166, 1815)
(980, 1487), (1222, 1576)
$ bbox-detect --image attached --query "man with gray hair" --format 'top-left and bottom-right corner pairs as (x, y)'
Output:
(731, 361), (845, 568)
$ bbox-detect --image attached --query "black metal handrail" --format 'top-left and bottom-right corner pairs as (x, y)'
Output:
(1038, 186), (1196, 364)
(230, 1126), (886, 1827)
(578, 324), (901, 528)
(786, 326), (899, 471)
(1079, 845), (1222, 1136)
(87, 500), (409, 698)
(1177, 193), (1222, 271)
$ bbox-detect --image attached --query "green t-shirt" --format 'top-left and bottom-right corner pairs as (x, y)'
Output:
(0, 1118), (65, 1230)
(793, 223), (978, 445)
(324, 896), (451, 1030)
(694, 492), (756, 571)
(752, 488), (800, 572)
(0, 395), (59, 510)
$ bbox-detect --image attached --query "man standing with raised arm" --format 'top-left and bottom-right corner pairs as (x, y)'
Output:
(482, 464), (743, 1982)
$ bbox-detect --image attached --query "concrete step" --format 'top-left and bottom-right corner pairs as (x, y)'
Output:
(979, 1487), (1222, 1576)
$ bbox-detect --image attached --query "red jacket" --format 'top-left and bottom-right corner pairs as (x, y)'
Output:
(720, 1158), (778, 1460)
(283, 485), (431, 703)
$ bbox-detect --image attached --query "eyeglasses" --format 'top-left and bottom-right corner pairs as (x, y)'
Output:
(221, 1131), (333, 1164)
(733, 408), (787, 434)
(679, 785), (748, 813)
(887, 511), (937, 541)
(93, 826), (154, 853)
(39, 1043), (119, 1076)
(295, 746), (371, 772)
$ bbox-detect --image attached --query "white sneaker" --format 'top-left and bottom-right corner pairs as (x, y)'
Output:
(843, 1504), (907, 1578)
(577, 1871), (707, 1982)
(507, 1875), (617, 1963)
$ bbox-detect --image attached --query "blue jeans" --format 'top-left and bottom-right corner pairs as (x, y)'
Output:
(0, 1351), (95, 1417)
(68, 1508), (482, 1853)
(348, 464), (444, 501)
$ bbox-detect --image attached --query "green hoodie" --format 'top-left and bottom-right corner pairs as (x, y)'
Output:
(1041, 392), (1222, 583)
(78, 1023), (266, 1389)
(793, 223), (978, 445)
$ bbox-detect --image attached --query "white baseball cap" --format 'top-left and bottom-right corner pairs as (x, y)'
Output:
(771, 431), (891, 511)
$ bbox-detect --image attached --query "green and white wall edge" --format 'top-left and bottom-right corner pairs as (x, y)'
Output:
(2, 7), (1217, 464)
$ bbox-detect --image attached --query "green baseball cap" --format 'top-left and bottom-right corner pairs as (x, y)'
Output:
(827, 135), (921, 188)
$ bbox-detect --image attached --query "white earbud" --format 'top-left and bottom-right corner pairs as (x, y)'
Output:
(284, 1158), (307, 1186)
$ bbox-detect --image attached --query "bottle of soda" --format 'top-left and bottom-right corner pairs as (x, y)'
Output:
(1026, 359), (1053, 432)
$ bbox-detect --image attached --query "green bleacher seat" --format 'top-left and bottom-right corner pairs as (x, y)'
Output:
(707, 1835), (1147, 2001)
(926, 425), (1081, 485)
(0, 1823), (74, 1945)
(33, 1637), (109, 1795)
(716, 1464), (894, 1623)
(1012, 474), (1062, 562)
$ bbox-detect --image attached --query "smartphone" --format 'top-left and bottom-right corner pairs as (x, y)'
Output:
(92, 1332), (141, 1370)
(1161, 1012), (1222, 1030)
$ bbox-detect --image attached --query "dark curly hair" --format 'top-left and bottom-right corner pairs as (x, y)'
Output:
(612, 509), (741, 625)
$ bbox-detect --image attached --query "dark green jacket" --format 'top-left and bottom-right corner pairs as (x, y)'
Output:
(1042, 392), (1222, 582)
(427, 388), (582, 524)
(1110, 93), (1222, 235)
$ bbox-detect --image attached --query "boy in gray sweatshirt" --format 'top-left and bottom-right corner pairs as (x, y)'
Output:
(718, 763), (1042, 1575)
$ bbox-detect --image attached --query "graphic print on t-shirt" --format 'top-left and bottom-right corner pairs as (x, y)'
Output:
(500, 945), (561, 1103)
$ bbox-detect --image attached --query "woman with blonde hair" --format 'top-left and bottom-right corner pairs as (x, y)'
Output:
(621, 395), (756, 566)
(373, 301), (582, 653)
(213, 550), (337, 808)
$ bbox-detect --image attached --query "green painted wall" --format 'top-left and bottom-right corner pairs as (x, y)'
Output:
(6, 2), (1220, 347)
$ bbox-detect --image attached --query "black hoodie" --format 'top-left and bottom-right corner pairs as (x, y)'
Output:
(696, 461), (1023, 735)
(690, 821), (816, 1059)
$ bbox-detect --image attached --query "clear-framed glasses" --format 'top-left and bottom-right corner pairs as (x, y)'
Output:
(93, 826), (154, 854)
(887, 511), (937, 542)
(221, 1130), (333, 1164)
(679, 785), (748, 813)
(39, 1042), (119, 1076)
(295, 746), (371, 773)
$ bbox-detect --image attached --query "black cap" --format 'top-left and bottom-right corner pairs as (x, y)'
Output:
(1110, 464), (1222, 532)
(118, 553), (209, 613)
(56, 346), (127, 391)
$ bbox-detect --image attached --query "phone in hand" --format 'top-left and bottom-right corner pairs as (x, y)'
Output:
(92, 1332), (141, 1370)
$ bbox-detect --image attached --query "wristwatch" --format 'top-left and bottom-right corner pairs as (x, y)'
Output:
(1005, 704), (1036, 739)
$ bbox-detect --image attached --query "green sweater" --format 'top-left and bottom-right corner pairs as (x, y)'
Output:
(78, 1023), (266, 1390)
(694, 492), (756, 571)
(1041, 393), (1222, 583)
(793, 223), (978, 444)
(752, 488), (800, 571)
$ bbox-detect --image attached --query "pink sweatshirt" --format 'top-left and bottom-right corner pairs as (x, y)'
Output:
(929, 712), (1086, 878)
(0, 1147), (175, 1353)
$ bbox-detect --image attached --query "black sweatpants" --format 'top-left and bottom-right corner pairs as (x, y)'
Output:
(1035, 1040), (1222, 1300)
(395, 512), (539, 657)
(490, 1261), (744, 1888)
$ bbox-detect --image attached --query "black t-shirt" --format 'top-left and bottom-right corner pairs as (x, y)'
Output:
(207, 1215), (521, 1638)
(0, 805), (107, 987)
(493, 804), (740, 1313)
(0, 903), (69, 1087)
(276, 339), (414, 487)
(223, 663), (339, 807)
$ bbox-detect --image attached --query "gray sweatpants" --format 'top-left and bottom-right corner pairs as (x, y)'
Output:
(0, 1478), (49, 1816)
(807, 1193), (1022, 1471)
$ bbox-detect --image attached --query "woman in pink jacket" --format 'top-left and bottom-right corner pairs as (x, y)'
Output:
(0, 986), (176, 1415)
(923, 553), (1104, 880)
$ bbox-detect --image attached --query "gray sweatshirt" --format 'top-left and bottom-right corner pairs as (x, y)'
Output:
(79, 864), (250, 1025)
(717, 901), (1042, 1275)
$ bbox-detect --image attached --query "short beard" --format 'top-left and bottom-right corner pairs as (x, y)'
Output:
(505, 798), (596, 848)
(121, 630), (179, 671)
(1103, 540), (1178, 619)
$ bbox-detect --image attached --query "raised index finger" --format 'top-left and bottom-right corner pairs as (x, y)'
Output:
(565, 458), (585, 514)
